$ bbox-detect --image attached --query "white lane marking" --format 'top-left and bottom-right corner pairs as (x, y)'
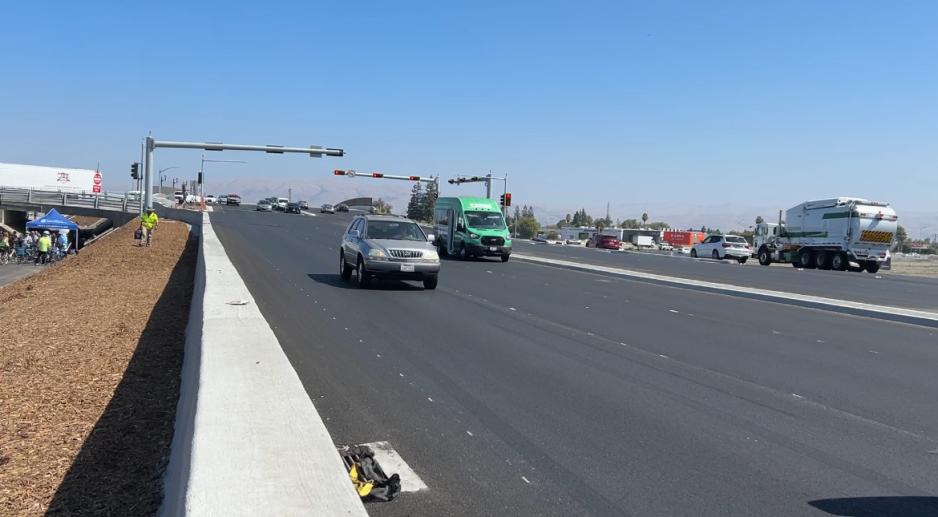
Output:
(792, 393), (804, 399)
(363, 441), (428, 493)
(521, 476), (531, 484)
(668, 309), (679, 314)
(816, 339), (825, 343)
(869, 349), (879, 354)
(658, 354), (669, 359)
(300, 211), (317, 217)
(772, 330), (781, 335)
(427, 397), (434, 402)
(466, 430), (473, 437)
(509, 307), (517, 311)
(511, 253), (938, 323)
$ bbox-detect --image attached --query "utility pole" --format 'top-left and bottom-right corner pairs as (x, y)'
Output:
(486, 171), (492, 199)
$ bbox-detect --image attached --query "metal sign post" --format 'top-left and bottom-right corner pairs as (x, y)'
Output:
(142, 138), (344, 210)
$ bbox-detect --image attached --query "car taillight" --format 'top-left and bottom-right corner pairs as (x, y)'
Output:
(722, 243), (731, 248)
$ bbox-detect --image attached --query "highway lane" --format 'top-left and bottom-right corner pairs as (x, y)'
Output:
(513, 240), (938, 312)
(210, 206), (938, 517)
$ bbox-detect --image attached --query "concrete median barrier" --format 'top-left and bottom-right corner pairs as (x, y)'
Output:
(161, 213), (366, 516)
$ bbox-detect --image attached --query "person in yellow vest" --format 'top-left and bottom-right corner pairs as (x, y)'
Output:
(35, 230), (53, 265)
(140, 208), (159, 247)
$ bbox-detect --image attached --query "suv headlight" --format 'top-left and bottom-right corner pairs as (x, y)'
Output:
(469, 233), (479, 239)
(423, 250), (439, 260)
(367, 248), (387, 259)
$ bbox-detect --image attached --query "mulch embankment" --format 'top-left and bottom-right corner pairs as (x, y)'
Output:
(0, 220), (196, 516)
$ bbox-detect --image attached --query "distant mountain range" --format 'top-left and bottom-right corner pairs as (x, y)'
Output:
(212, 177), (938, 239)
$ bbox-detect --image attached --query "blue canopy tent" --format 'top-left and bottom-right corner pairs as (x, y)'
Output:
(26, 208), (81, 252)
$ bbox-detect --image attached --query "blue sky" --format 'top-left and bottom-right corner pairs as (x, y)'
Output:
(1, 1), (936, 229)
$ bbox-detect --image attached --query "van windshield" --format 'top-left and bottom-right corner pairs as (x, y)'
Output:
(466, 211), (506, 229)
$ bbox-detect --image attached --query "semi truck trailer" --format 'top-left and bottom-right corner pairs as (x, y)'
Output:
(753, 198), (897, 273)
(0, 162), (103, 193)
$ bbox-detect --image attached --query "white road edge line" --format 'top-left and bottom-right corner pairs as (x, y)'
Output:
(364, 441), (429, 493)
(512, 253), (938, 324)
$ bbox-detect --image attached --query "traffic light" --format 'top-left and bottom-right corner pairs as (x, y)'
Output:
(197, 172), (203, 184)
(504, 192), (512, 207)
(499, 194), (506, 207)
(371, 172), (384, 178)
(334, 169), (346, 175)
(130, 162), (140, 179)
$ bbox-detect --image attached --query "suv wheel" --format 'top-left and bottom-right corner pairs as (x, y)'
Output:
(500, 254), (510, 262)
(690, 248), (698, 258)
(423, 274), (438, 290)
(356, 257), (371, 288)
(339, 251), (352, 281)
(711, 249), (721, 260)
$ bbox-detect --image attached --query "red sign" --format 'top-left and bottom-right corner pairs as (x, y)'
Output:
(92, 170), (103, 193)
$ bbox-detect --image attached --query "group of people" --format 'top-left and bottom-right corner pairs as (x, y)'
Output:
(0, 228), (70, 265)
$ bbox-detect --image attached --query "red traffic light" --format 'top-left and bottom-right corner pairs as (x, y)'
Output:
(334, 169), (346, 175)
(372, 172), (384, 178)
(409, 176), (420, 181)
(504, 193), (512, 206)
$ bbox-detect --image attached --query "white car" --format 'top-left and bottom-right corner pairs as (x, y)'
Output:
(677, 246), (692, 255)
(565, 239), (583, 246)
(691, 235), (750, 263)
(205, 195), (216, 204)
(658, 242), (674, 252)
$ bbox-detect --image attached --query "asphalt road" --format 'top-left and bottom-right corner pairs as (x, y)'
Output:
(210, 206), (938, 517)
(513, 241), (938, 312)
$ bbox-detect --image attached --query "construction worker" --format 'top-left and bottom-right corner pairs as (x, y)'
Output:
(35, 230), (53, 265)
(140, 208), (159, 247)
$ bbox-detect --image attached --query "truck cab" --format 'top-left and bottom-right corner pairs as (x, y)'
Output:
(752, 222), (780, 255)
(434, 197), (512, 262)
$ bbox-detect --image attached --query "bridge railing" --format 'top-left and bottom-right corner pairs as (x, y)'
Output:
(0, 186), (142, 213)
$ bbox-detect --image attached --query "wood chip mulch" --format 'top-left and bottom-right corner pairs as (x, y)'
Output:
(0, 220), (197, 516)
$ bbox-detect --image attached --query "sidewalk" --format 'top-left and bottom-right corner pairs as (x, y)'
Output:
(0, 263), (39, 288)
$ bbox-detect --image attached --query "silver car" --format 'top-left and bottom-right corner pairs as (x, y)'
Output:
(340, 215), (441, 289)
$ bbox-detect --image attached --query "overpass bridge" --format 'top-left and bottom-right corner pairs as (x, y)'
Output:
(0, 186), (142, 230)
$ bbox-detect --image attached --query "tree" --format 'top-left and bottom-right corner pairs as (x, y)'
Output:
(556, 219), (566, 229)
(419, 180), (438, 222)
(896, 225), (908, 252)
(373, 198), (392, 214)
(565, 213), (572, 224)
(641, 212), (649, 227)
(646, 221), (670, 230)
(406, 182), (424, 221)
(516, 217), (540, 239)
(621, 218), (640, 229)
(546, 230), (560, 240)
(755, 215), (764, 225)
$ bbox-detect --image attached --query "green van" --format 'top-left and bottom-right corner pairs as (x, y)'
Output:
(434, 197), (512, 262)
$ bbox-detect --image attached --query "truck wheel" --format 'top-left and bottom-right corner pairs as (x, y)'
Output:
(711, 250), (720, 260)
(758, 248), (772, 266)
(815, 251), (832, 270)
(831, 252), (848, 271)
(864, 261), (881, 274)
(798, 250), (815, 269)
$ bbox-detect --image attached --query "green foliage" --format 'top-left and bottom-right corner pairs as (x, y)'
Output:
(621, 218), (640, 229)
(546, 230), (560, 240)
(516, 217), (540, 239)
(755, 215), (764, 225)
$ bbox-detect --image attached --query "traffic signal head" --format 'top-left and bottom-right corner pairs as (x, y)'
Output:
(504, 193), (512, 206)
(197, 172), (203, 184)
(130, 162), (139, 179)
(409, 176), (420, 181)
(334, 169), (346, 175)
(499, 194), (506, 206)
(371, 173), (384, 178)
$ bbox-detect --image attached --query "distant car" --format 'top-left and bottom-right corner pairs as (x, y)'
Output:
(205, 195), (216, 204)
(336, 203), (349, 212)
(587, 235), (621, 250)
(227, 194), (241, 206)
(339, 214), (440, 290)
(298, 200), (309, 210)
(658, 242), (674, 252)
(173, 191), (184, 203)
(532, 235), (548, 243)
(565, 239), (583, 246)
(256, 200), (273, 211)
(286, 202), (302, 214)
(321, 204), (335, 214)
(691, 235), (750, 263)
(677, 246), (692, 255)
(275, 197), (289, 211)
(217, 196), (227, 204)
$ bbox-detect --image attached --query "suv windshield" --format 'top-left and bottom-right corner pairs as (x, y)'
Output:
(366, 220), (426, 241)
(725, 236), (747, 243)
(465, 211), (506, 229)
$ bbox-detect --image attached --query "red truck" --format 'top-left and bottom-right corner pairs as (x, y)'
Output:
(587, 234), (621, 250)
(662, 231), (706, 247)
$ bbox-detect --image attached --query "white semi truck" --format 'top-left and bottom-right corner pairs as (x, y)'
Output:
(0, 162), (103, 193)
(753, 198), (897, 273)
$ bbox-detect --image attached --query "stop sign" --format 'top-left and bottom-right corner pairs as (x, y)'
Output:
(93, 171), (102, 185)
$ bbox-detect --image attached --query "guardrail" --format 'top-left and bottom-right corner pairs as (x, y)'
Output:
(0, 186), (142, 213)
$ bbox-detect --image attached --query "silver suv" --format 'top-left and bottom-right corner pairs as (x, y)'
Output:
(340, 215), (441, 289)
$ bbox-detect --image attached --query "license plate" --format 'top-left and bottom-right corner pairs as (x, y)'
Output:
(400, 263), (415, 272)
(489, 246), (497, 251)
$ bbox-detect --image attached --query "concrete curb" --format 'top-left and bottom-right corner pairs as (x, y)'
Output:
(513, 253), (938, 328)
(161, 213), (366, 516)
